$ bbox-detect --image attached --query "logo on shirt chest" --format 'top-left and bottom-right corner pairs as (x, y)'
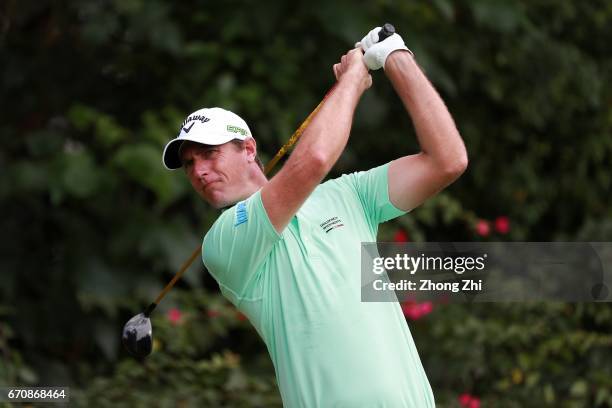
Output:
(319, 216), (344, 233)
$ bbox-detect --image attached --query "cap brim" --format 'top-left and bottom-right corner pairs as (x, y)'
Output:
(162, 134), (243, 170)
(162, 139), (185, 170)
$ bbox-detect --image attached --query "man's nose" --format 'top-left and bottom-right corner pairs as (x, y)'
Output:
(193, 158), (210, 178)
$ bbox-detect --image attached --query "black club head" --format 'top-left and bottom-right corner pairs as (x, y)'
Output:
(122, 313), (153, 358)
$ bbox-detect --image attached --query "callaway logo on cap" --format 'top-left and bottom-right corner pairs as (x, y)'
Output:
(162, 107), (252, 170)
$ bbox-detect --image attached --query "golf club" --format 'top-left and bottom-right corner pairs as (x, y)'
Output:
(122, 23), (396, 359)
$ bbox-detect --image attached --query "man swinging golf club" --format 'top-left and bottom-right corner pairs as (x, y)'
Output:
(161, 26), (467, 407)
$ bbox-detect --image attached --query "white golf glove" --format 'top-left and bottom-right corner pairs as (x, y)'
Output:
(356, 27), (412, 71)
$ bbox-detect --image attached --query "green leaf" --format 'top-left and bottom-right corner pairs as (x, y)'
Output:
(61, 151), (102, 198)
(570, 380), (588, 397)
(112, 143), (188, 207)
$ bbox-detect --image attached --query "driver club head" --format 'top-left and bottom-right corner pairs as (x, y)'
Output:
(122, 312), (153, 358)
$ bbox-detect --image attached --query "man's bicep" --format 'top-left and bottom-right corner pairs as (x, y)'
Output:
(261, 157), (326, 233)
(349, 163), (406, 225)
(387, 153), (459, 212)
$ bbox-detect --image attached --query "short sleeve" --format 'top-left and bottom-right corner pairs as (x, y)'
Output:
(347, 162), (408, 225)
(202, 189), (281, 305)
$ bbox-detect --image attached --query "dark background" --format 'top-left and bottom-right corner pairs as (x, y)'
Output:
(1, 1), (611, 406)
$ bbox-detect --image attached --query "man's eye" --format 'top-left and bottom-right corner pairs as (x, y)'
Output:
(204, 149), (218, 158)
(183, 159), (194, 168)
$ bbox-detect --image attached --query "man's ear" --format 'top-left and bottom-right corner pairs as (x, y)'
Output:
(244, 137), (257, 162)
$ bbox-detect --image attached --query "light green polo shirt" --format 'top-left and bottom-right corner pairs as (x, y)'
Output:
(202, 163), (435, 407)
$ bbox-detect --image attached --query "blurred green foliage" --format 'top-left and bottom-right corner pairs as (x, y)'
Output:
(1, 0), (611, 406)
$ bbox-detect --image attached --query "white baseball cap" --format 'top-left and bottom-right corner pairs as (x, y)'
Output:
(162, 107), (252, 170)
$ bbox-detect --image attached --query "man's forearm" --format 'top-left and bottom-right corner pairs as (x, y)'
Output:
(260, 48), (371, 233)
(385, 51), (467, 172)
(291, 77), (363, 175)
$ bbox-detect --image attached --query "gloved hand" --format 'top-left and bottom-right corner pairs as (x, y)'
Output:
(356, 27), (412, 71)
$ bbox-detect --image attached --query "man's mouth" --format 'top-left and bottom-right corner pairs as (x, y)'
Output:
(202, 180), (220, 192)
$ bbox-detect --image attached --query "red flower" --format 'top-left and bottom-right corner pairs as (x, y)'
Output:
(494, 216), (510, 234)
(458, 393), (480, 408)
(475, 219), (490, 237)
(207, 309), (220, 318)
(236, 311), (248, 321)
(402, 305), (419, 320)
(167, 308), (182, 325)
(393, 229), (409, 242)
(401, 301), (434, 320)
(419, 301), (433, 315)
(458, 393), (472, 406)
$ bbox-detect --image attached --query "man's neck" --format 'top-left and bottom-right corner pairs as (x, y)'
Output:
(219, 170), (268, 210)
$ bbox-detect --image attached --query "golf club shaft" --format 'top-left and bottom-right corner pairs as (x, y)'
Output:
(263, 86), (336, 174)
(144, 83), (339, 316)
(152, 246), (201, 306)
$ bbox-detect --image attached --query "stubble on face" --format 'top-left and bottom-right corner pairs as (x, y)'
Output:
(180, 141), (249, 209)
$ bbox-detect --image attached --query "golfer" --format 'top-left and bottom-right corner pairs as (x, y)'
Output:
(162, 27), (467, 407)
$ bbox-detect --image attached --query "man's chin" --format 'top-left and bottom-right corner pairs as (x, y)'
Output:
(205, 198), (225, 209)
(203, 193), (236, 210)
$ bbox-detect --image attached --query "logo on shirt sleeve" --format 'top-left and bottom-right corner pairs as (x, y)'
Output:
(235, 201), (248, 226)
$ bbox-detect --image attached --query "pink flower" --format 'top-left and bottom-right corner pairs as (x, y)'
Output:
(475, 219), (490, 237)
(403, 308), (420, 320)
(458, 393), (480, 408)
(494, 216), (510, 234)
(419, 301), (433, 315)
(393, 229), (409, 242)
(401, 301), (434, 320)
(458, 393), (472, 406)
(167, 308), (182, 325)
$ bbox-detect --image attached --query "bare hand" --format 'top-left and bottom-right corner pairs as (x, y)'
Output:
(333, 48), (372, 92)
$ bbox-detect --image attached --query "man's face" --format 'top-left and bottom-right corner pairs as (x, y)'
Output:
(180, 140), (250, 208)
